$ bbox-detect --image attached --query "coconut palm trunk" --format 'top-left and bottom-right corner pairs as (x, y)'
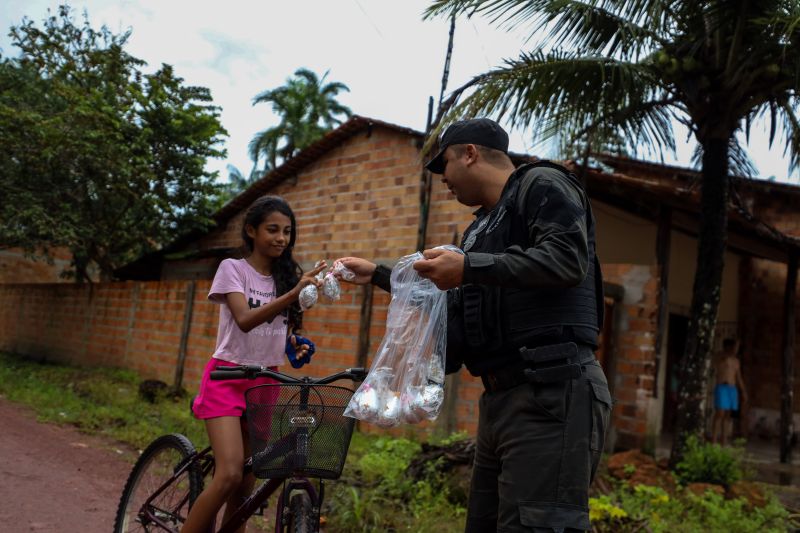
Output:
(671, 136), (731, 464)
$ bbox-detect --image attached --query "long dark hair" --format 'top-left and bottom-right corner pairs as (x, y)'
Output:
(241, 195), (304, 331)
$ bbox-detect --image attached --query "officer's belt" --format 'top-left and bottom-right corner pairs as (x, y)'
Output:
(480, 342), (596, 393)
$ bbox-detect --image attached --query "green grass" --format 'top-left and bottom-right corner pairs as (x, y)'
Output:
(0, 351), (208, 451)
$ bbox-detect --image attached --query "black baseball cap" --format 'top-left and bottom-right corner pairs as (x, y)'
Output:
(425, 118), (509, 174)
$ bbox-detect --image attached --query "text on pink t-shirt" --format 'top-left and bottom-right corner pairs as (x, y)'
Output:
(208, 258), (288, 366)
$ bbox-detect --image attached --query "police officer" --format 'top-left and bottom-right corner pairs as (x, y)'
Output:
(335, 118), (612, 533)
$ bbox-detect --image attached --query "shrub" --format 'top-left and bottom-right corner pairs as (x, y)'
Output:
(680, 489), (789, 533)
(590, 483), (790, 533)
(675, 435), (744, 487)
(325, 434), (466, 532)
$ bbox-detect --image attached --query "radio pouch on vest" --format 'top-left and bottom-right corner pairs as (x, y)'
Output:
(462, 283), (504, 353)
(445, 281), (505, 373)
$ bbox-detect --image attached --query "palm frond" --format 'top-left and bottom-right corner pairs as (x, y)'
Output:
(426, 0), (672, 53)
(779, 98), (800, 173)
(542, 0), (667, 58)
(247, 128), (281, 163)
(427, 49), (675, 159)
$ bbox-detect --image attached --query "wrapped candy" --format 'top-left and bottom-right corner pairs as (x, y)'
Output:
(298, 260), (326, 311)
(321, 261), (356, 301)
(379, 393), (402, 428)
(298, 284), (318, 311)
(348, 383), (380, 419)
(332, 260), (356, 282)
(299, 260), (356, 309)
(322, 272), (341, 301)
(344, 245), (458, 427)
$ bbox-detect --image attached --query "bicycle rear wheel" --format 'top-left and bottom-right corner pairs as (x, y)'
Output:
(285, 490), (316, 533)
(114, 433), (203, 532)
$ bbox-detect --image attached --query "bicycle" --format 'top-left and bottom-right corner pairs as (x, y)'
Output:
(113, 364), (367, 533)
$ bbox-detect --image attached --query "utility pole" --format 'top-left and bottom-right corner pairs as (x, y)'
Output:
(417, 13), (456, 252)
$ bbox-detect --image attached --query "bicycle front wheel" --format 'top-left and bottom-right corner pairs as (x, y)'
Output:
(114, 433), (203, 533)
(285, 490), (316, 533)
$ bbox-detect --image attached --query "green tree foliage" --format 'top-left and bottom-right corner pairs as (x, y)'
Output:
(424, 0), (800, 463)
(249, 68), (351, 174)
(0, 6), (227, 281)
(212, 164), (261, 208)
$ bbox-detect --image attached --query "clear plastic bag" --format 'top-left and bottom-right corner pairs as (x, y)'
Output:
(345, 246), (458, 427)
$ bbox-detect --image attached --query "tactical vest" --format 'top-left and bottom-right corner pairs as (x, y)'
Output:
(447, 161), (604, 375)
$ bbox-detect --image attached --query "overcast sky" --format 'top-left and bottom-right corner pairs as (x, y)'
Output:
(2, 0), (798, 184)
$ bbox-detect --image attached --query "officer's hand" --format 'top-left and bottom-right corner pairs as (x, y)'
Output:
(413, 248), (464, 290)
(331, 257), (375, 285)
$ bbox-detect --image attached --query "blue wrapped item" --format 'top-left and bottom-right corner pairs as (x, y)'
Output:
(285, 334), (315, 369)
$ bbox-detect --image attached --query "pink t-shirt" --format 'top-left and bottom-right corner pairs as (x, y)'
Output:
(208, 258), (288, 366)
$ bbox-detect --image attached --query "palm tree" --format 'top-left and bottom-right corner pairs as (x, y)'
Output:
(424, 0), (800, 463)
(249, 68), (351, 173)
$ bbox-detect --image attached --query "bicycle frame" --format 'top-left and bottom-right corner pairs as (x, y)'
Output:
(136, 442), (320, 533)
(132, 365), (366, 533)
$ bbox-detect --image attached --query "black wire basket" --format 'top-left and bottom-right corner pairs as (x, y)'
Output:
(244, 383), (357, 480)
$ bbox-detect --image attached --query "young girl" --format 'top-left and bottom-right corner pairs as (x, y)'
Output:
(182, 195), (325, 533)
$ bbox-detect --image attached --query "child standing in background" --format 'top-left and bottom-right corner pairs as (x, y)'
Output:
(182, 195), (325, 533)
(711, 338), (747, 446)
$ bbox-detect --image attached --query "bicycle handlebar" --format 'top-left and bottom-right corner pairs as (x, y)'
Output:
(210, 365), (368, 385)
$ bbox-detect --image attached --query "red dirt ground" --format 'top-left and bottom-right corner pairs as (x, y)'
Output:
(0, 396), (137, 532)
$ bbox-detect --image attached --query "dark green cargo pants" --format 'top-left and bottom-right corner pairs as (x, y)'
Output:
(466, 358), (612, 532)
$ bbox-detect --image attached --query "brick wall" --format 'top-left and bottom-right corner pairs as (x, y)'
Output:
(602, 264), (660, 449)
(736, 193), (800, 434)
(0, 248), (79, 284)
(0, 281), (215, 386)
(0, 277), (486, 438)
(738, 258), (800, 435)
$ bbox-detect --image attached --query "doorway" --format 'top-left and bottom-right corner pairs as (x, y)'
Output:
(662, 313), (689, 433)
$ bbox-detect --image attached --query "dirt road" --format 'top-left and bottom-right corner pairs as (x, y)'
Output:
(0, 396), (136, 532)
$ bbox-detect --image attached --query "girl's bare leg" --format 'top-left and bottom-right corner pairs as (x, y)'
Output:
(181, 417), (246, 533)
(220, 419), (255, 533)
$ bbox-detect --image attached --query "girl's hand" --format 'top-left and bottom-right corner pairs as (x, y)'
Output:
(296, 261), (327, 291)
(332, 257), (375, 285)
(286, 334), (316, 368)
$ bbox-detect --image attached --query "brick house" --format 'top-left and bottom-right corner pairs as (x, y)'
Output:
(2, 115), (799, 452)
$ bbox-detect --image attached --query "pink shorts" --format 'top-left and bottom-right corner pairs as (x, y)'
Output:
(192, 358), (279, 419)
